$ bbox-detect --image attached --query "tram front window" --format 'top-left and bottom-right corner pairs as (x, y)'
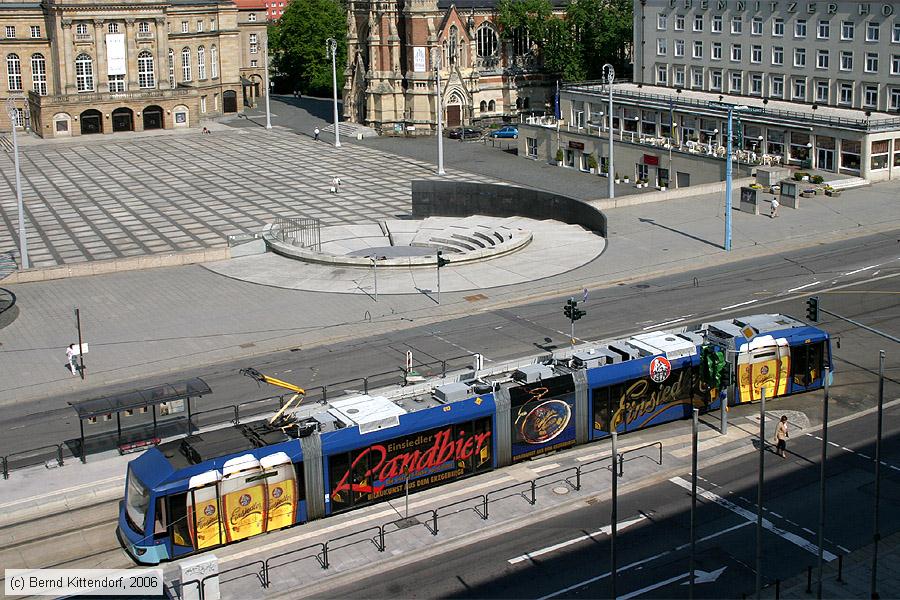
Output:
(125, 468), (150, 534)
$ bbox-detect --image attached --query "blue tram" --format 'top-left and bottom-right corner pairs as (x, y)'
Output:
(119, 314), (831, 563)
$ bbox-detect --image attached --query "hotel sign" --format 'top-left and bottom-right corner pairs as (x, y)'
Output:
(667, 1), (895, 15)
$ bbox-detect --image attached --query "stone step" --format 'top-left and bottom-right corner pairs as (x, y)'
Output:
(828, 176), (869, 190)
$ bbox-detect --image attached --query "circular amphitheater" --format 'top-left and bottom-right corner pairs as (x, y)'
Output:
(205, 215), (606, 295)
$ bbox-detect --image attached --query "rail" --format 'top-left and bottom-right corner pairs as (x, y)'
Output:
(270, 216), (322, 251)
(2, 444), (66, 479)
(179, 559), (269, 600)
(563, 81), (900, 131)
(177, 440), (664, 598)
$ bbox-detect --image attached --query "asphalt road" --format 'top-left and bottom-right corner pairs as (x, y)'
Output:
(316, 398), (900, 600)
(0, 232), (897, 458)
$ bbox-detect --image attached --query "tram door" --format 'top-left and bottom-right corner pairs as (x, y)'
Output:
(789, 341), (825, 394)
(591, 383), (624, 439)
(737, 336), (790, 402)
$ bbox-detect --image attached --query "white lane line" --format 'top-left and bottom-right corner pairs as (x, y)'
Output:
(769, 511), (783, 518)
(786, 281), (821, 293)
(845, 264), (881, 276)
(858, 453), (871, 459)
(838, 544), (852, 554)
(532, 462), (561, 473)
(828, 441), (841, 447)
(642, 318), (685, 331)
(508, 516), (647, 564)
(841, 446), (853, 452)
(720, 299), (759, 311)
(537, 549), (674, 600)
(674, 521), (752, 551)
(803, 527), (815, 535)
(670, 477), (837, 562)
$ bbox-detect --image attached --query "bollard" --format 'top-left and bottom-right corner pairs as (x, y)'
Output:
(806, 566), (812, 594)
(2, 456), (7, 480)
(363, 377), (369, 394)
(322, 385), (328, 403)
(776, 579), (781, 599)
(530, 480), (536, 505)
(483, 495), (489, 520)
(57, 445), (64, 467)
(575, 466), (582, 491)
(378, 527), (385, 552)
(837, 554), (844, 583)
(432, 511), (438, 536)
(322, 544), (329, 570)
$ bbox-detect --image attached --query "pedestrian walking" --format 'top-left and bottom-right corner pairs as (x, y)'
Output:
(314, 127), (320, 141)
(775, 415), (789, 457)
(332, 176), (342, 191)
(66, 344), (79, 376)
(770, 197), (779, 218)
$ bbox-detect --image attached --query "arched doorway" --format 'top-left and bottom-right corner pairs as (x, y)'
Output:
(112, 108), (134, 132)
(223, 90), (237, 113)
(446, 92), (463, 127)
(143, 105), (163, 130)
(79, 109), (102, 135)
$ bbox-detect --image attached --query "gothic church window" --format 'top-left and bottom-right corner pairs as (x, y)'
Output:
(476, 25), (498, 58)
(448, 25), (458, 67)
(513, 27), (530, 56)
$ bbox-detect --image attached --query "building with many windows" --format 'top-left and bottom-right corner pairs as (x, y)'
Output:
(343, 0), (566, 134)
(1, 0), (267, 137)
(519, 0), (900, 182)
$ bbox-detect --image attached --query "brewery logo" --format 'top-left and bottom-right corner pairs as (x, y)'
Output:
(239, 493), (251, 506)
(649, 356), (672, 383)
(760, 365), (769, 375)
(272, 486), (283, 499)
(203, 504), (216, 517)
(520, 399), (572, 444)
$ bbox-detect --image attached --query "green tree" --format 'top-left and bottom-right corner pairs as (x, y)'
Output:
(270, 0), (346, 95)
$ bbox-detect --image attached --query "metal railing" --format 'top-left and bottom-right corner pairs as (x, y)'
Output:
(271, 216), (322, 251)
(563, 81), (900, 131)
(176, 442), (664, 598)
(2, 444), (68, 479)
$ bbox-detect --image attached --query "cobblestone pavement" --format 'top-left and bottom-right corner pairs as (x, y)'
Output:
(0, 126), (494, 269)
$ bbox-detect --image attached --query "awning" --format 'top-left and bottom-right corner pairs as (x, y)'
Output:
(69, 378), (211, 420)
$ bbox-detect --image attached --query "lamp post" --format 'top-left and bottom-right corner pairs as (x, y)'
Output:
(326, 37), (341, 148)
(5, 98), (28, 270)
(807, 141), (814, 169)
(263, 39), (272, 130)
(724, 104), (748, 252)
(602, 63), (614, 199)
(432, 48), (445, 175)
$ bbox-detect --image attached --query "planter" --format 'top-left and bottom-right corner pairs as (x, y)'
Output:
(659, 186), (667, 192)
(623, 178), (631, 184)
(590, 168), (596, 175)
(799, 191), (815, 198)
(615, 179), (621, 184)
(825, 189), (842, 197)
(556, 161), (563, 167)
(813, 188), (824, 195)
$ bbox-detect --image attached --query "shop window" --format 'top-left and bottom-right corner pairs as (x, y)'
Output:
(526, 137), (537, 158)
(870, 140), (889, 170)
(840, 140), (861, 171)
(894, 138), (900, 167)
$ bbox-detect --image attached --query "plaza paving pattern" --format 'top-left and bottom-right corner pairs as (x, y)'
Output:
(0, 127), (496, 269)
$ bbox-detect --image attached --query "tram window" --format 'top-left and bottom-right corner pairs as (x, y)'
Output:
(168, 492), (190, 547)
(791, 342), (824, 385)
(293, 462), (306, 503)
(154, 496), (168, 538)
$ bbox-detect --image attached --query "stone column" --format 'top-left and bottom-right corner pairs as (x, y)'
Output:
(61, 20), (75, 94)
(93, 19), (107, 92)
(155, 17), (168, 89)
(125, 19), (138, 89)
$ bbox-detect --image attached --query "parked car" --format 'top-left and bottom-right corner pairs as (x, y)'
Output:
(447, 127), (482, 140)
(489, 126), (519, 139)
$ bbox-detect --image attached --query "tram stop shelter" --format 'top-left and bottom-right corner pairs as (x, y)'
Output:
(68, 378), (211, 461)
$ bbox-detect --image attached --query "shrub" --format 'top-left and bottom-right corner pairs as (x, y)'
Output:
(810, 175), (824, 184)
(793, 171), (809, 181)
(588, 154), (598, 169)
(555, 148), (564, 162)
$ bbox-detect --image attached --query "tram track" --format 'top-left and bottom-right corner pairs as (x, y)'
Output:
(0, 497), (131, 576)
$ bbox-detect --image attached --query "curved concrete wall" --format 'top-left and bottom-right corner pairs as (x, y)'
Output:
(411, 181), (607, 237)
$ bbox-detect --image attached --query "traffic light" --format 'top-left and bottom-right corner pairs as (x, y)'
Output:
(573, 307), (586, 321)
(721, 366), (731, 388)
(564, 299), (574, 320)
(437, 251), (450, 268)
(806, 296), (819, 322)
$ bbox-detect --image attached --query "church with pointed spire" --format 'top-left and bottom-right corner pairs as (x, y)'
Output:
(343, 0), (566, 134)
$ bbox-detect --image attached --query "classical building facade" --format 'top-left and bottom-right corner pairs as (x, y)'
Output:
(1, 0), (267, 137)
(343, 0), (565, 134)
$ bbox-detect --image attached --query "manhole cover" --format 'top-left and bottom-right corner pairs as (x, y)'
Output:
(552, 486), (570, 495)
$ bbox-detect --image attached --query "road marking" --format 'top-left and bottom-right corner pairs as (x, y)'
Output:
(670, 477), (837, 562)
(786, 281), (821, 293)
(620, 567), (727, 600)
(642, 318), (685, 331)
(674, 521), (751, 551)
(720, 299), (758, 310)
(845, 264), (881, 276)
(532, 462), (561, 473)
(537, 550), (674, 600)
(508, 516), (646, 564)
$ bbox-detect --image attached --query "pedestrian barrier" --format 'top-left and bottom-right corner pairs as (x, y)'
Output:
(176, 442), (664, 598)
(2, 443), (66, 479)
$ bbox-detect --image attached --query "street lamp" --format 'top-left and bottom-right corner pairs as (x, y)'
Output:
(326, 37), (341, 148)
(5, 98), (28, 269)
(263, 39), (272, 129)
(602, 63), (615, 199)
(724, 104), (749, 251)
(431, 48), (445, 176)
(712, 128), (719, 155)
